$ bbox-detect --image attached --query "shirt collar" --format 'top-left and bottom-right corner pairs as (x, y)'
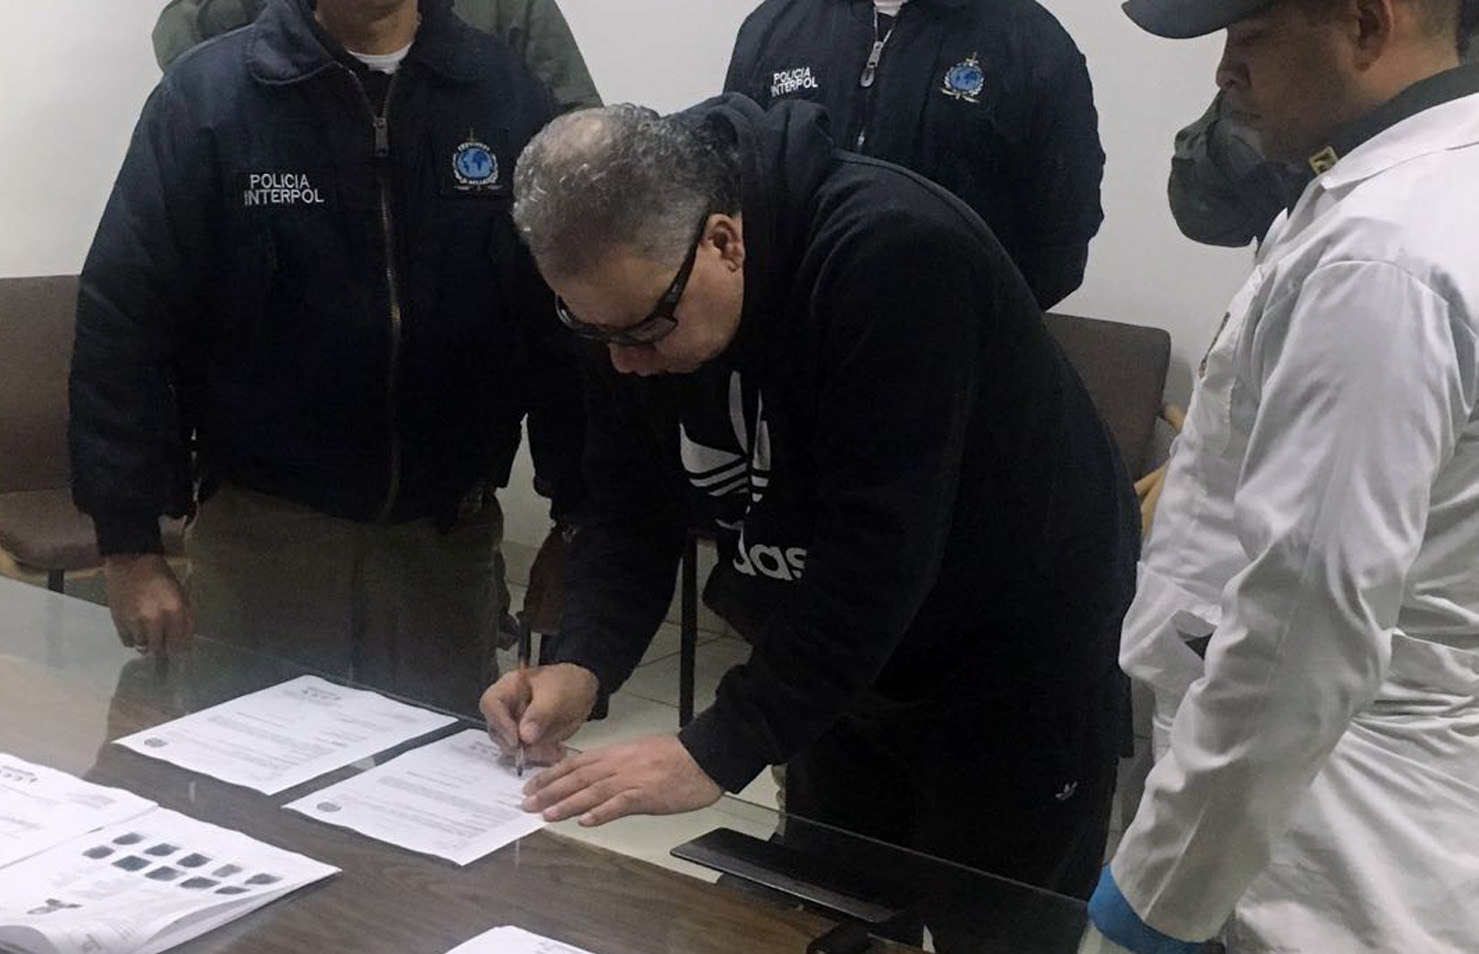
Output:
(1303, 63), (1479, 189)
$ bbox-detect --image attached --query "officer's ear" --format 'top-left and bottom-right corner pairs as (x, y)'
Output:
(706, 213), (746, 273)
(1345, 0), (1397, 64)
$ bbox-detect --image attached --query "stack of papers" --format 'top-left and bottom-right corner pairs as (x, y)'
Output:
(0, 756), (155, 867)
(286, 730), (544, 865)
(0, 674), (556, 953)
(0, 807), (336, 954)
(113, 675), (458, 794)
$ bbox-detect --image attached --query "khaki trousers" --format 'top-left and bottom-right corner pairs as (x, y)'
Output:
(186, 483), (506, 718)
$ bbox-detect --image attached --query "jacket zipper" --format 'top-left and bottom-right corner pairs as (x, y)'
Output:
(345, 66), (404, 523)
(854, 8), (901, 151)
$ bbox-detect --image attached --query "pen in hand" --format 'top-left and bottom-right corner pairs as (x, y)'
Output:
(515, 612), (531, 778)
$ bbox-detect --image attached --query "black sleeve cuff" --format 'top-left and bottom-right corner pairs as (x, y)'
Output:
(545, 640), (627, 723)
(93, 512), (164, 557)
(678, 704), (770, 794)
(534, 473), (587, 525)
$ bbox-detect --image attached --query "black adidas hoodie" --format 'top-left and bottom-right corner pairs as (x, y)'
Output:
(551, 94), (1138, 794)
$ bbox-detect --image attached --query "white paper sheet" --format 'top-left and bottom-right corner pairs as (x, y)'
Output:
(446, 926), (599, 954)
(0, 807), (338, 954)
(113, 675), (457, 795)
(285, 729), (543, 865)
(0, 754), (156, 869)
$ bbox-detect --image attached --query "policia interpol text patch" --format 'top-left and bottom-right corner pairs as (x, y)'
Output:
(241, 171), (329, 208)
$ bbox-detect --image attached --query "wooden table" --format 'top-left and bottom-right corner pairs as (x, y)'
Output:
(0, 577), (1088, 954)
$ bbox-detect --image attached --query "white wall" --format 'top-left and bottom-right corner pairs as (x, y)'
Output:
(0, 0), (164, 281)
(1036, 1), (1254, 403)
(0, 0), (1256, 551)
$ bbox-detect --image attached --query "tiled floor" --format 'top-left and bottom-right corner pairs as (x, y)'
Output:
(617, 635), (751, 711)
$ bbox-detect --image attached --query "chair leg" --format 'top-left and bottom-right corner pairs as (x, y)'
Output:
(46, 569), (65, 593)
(679, 532), (698, 727)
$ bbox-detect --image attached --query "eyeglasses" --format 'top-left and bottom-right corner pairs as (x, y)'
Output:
(554, 212), (710, 347)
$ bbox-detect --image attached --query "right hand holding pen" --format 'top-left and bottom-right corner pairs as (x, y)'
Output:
(102, 553), (194, 656)
(480, 663), (599, 767)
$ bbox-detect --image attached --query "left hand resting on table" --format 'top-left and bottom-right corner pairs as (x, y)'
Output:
(522, 734), (722, 827)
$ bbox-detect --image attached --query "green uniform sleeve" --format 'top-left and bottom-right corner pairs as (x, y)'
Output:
(151, 0), (265, 70)
(451, 0), (601, 111)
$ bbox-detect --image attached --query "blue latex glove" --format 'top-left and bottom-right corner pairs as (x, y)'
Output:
(1088, 866), (1204, 954)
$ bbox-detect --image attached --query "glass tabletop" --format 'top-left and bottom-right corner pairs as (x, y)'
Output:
(0, 575), (1093, 954)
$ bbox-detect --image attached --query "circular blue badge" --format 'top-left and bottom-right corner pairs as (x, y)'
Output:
(946, 63), (985, 97)
(453, 141), (498, 186)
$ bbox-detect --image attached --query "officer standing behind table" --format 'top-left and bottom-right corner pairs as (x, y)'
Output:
(70, 0), (586, 717)
(479, 96), (1140, 951)
(148, 0), (602, 650)
(1084, 0), (1479, 951)
(724, 0), (1106, 310)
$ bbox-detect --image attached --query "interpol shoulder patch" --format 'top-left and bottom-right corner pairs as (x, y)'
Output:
(452, 135), (499, 191)
(940, 53), (986, 104)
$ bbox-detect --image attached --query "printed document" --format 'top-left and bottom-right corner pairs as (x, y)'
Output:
(446, 925), (599, 954)
(286, 729), (543, 865)
(114, 675), (456, 794)
(0, 754), (155, 868)
(0, 808), (337, 954)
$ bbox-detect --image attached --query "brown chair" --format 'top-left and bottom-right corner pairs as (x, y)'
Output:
(0, 275), (184, 593)
(1045, 312), (1172, 763)
(1044, 312), (1173, 480)
(674, 312), (1173, 726)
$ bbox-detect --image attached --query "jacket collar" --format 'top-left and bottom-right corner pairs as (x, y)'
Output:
(248, 0), (481, 86)
(1301, 63), (1479, 189)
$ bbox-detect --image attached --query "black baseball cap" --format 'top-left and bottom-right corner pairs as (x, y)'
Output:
(1123, 0), (1280, 37)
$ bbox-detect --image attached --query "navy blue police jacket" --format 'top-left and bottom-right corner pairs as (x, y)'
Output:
(725, 0), (1105, 310)
(71, 0), (584, 553)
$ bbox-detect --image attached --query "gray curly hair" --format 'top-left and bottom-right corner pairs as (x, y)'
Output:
(511, 104), (742, 279)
